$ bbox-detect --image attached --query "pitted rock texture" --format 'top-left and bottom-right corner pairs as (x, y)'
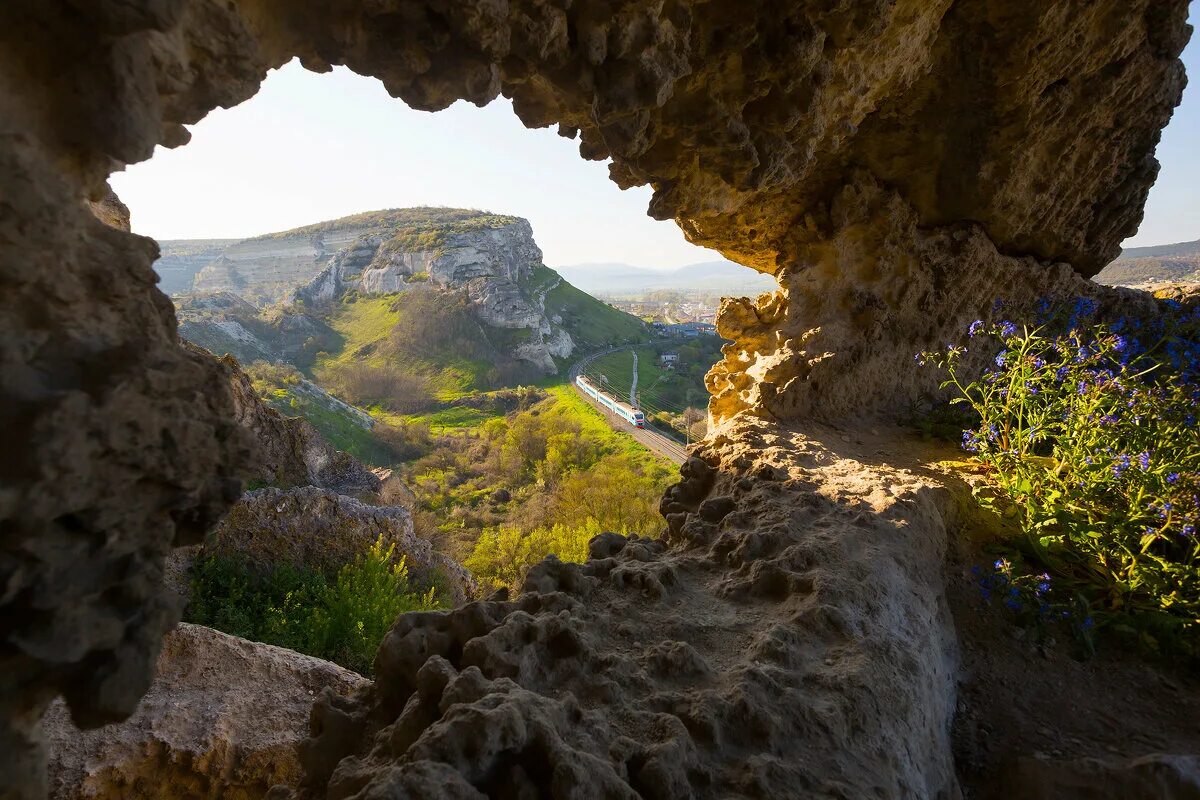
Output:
(204, 344), (381, 498)
(43, 623), (368, 800)
(706, 176), (1164, 422)
(283, 422), (959, 799)
(0, 1), (1190, 797)
(206, 487), (475, 606)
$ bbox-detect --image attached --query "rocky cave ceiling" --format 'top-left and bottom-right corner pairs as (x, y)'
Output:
(0, 0), (1191, 797)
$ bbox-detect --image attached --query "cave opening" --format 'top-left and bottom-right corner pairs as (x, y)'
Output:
(3, 2), (1194, 799)
(116, 58), (770, 444)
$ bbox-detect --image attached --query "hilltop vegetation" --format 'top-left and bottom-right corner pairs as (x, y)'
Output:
(259, 207), (520, 248)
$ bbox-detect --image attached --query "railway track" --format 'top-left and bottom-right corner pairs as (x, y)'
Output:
(569, 346), (689, 466)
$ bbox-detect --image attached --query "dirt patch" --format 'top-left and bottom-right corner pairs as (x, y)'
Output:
(948, 537), (1200, 798)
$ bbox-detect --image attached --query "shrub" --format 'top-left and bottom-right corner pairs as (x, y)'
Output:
(922, 301), (1199, 654)
(320, 362), (436, 413)
(464, 519), (600, 592)
(186, 538), (442, 675)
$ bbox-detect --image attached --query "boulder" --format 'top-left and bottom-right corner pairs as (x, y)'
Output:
(44, 623), (368, 800)
(205, 486), (475, 605)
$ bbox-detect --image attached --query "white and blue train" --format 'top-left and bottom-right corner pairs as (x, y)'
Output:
(575, 375), (645, 428)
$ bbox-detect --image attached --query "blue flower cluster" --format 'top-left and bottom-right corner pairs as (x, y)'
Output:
(971, 561), (1092, 632)
(929, 294), (1200, 650)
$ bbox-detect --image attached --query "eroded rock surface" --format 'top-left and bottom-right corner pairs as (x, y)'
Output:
(705, 177), (1164, 422)
(282, 423), (959, 798)
(207, 486), (475, 605)
(0, 0), (1191, 797)
(43, 623), (368, 800)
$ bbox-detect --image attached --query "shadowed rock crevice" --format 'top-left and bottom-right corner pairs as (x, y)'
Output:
(0, 1), (1191, 797)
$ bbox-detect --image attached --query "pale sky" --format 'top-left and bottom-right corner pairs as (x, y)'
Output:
(1123, 1), (1199, 248)
(113, 10), (1197, 266)
(111, 61), (719, 269)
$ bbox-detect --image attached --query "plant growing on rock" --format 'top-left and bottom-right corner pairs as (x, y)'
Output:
(187, 537), (442, 675)
(921, 300), (1200, 655)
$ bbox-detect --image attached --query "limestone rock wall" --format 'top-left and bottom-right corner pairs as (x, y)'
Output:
(0, 1), (1190, 798)
(153, 239), (240, 296)
(706, 176), (1161, 423)
(43, 623), (369, 800)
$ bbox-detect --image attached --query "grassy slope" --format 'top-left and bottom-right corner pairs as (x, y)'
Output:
(588, 346), (711, 415)
(315, 295), (492, 401)
(543, 386), (671, 470)
(315, 271), (649, 398)
(539, 266), (649, 351)
(256, 382), (397, 467)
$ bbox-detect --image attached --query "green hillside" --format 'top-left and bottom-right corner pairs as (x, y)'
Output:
(312, 270), (648, 409)
(535, 265), (649, 351)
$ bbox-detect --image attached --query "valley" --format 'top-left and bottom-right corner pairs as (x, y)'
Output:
(14, 6), (1200, 800)
(161, 207), (717, 666)
(1094, 238), (1200, 288)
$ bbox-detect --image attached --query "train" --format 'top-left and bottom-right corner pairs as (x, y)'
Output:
(575, 375), (645, 428)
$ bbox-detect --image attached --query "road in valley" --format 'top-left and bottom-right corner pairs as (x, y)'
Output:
(629, 351), (639, 407)
(570, 346), (688, 466)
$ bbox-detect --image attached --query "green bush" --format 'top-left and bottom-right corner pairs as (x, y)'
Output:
(464, 519), (600, 592)
(921, 300), (1199, 655)
(186, 538), (442, 675)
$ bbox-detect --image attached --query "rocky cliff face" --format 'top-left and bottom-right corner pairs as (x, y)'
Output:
(1, 1), (1191, 799)
(155, 239), (240, 295)
(292, 213), (574, 372)
(183, 210), (576, 373)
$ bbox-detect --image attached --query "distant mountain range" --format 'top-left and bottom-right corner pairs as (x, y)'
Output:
(1095, 238), (1200, 287)
(554, 260), (778, 297)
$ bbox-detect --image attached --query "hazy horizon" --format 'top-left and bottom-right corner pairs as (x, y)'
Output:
(113, 9), (1197, 266)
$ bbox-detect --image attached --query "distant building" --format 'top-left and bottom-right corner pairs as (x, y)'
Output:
(659, 352), (679, 368)
(662, 321), (716, 338)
